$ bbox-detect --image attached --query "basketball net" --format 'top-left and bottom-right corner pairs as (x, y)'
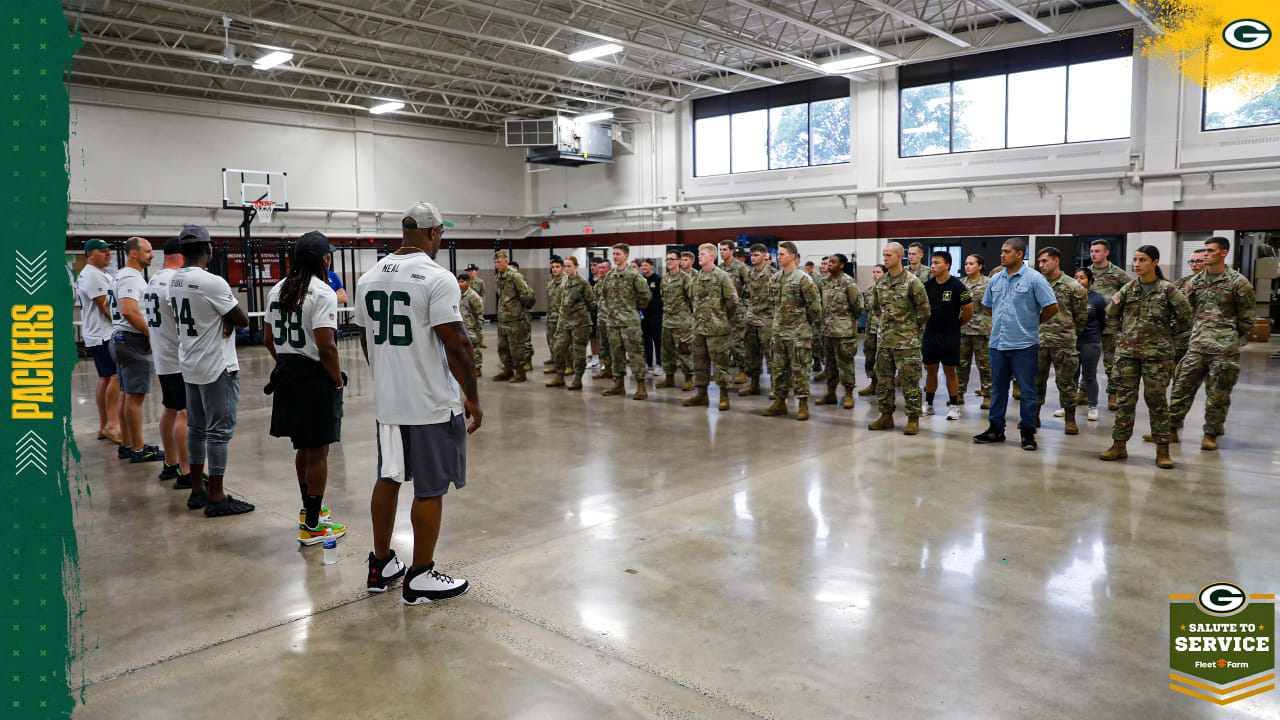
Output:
(250, 200), (276, 223)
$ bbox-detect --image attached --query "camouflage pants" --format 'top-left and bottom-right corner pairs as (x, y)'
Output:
(1111, 355), (1174, 443)
(863, 332), (877, 383)
(1173, 332), (1189, 367)
(546, 320), (558, 362)
(731, 317), (747, 367)
(607, 322), (646, 381)
(598, 320), (612, 366)
(692, 333), (732, 388)
(821, 336), (858, 391)
(660, 326), (693, 376)
(1101, 333), (1118, 395)
(551, 324), (591, 376)
(811, 321), (824, 367)
(1036, 345), (1080, 410)
(1169, 350), (1240, 436)
(958, 334), (991, 396)
(769, 335), (813, 399)
(468, 331), (483, 374)
(742, 324), (770, 379)
(875, 347), (922, 417)
(497, 317), (530, 370)
(524, 314), (534, 364)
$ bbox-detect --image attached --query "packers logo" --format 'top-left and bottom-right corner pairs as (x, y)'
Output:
(942, 290), (952, 301)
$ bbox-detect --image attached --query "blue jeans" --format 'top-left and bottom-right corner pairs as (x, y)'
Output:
(186, 370), (239, 475)
(989, 345), (1039, 432)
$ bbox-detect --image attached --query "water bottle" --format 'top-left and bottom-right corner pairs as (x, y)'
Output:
(322, 529), (338, 565)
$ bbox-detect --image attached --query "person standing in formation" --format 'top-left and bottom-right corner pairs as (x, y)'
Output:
(1087, 239), (1131, 412)
(543, 256), (565, 374)
(958, 254), (992, 410)
(762, 242), (822, 420)
(548, 255), (596, 390)
(920, 250), (972, 420)
(812, 257), (831, 377)
(867, 243), (930, 435)
(657, 251), (695, 391)
(906, 242), (931, 282)
(718, 240), (750, 384)
(598, 243), (652, 400)
(640, 258), (663, 375)
(108, 237), (165, 463)
(858, 264), (885, 397)
(145, 237), (193, 486)
(1172, 248), (1205, 365)
(1165, 236), (1255, 451)
(1033, 247), (1087, 435)
(509, 261), (535, 369)
(1099, 245), (1191, 469)
(78, 238), (121, 444)
(592, 259), (613, 379)
(459, 274), (484, 376)
(1065, 267), (1107, 422)
(466, 264), (486, 348)
(739, 243), (777, 398)
(815, 253), (863, 411)
(491, 250), (535, 383)
(684, 243), (739, 411)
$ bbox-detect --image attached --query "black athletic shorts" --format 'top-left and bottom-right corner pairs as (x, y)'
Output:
(159, 372), (187, 411)
(267, 355), (343, 450)
(89, 343), (117, 378)
(922, 330), (961, 367)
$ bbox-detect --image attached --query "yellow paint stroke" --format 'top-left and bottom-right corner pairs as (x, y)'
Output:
(1141, 0), (1280, 95)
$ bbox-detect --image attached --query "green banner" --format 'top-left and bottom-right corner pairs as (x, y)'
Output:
(1169, 584), (1276, 706)
(0, 3), (81, 718)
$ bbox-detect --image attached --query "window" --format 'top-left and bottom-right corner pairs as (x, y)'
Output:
(692, 77), (851, 176)
(1067, 57), (1132, 142)
(900, 83), (951, 157)
(1007, 66), (1065, 147)
(951, 75), (1006, 152)
(1204, 80), (1280, 130)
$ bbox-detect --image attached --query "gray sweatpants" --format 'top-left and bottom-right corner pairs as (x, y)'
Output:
(185, 370), (239, 475)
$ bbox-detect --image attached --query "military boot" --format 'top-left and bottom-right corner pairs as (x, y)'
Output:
(523, 361), (533, 371)
(738, 377), (761, 396)
(656, 374), (675, 389)
(593, 366), (613, 380)
(509, 368), (527, 383)
(543, 366), (558, 375)
(868, 413), (895, 431)
(842, 390), (854, 409)
(545, 375), (565, 388)
(796, 398), (810, 421)
(814, 389), (837, 405)
(733, 371), (748, 385)
(903, 417), (919, 436)
(1143, 430), (1179, 443)
(1107, 393), (1118, 411)
(1063, 408), (1079, 435)
(633, 382), (647, 401)
(566, 375), (583, 391)
(492, 369), (513, 381)
(1099, 441), (1127, 461)
(1012, 384), (1021, 400)
(602, 378), (626, 396)
(1076, 388), (1088, 405)
(954, 394), (965, 406)
(682, 387), (709, 407)
(980, 396), (991, 410)
(1155, 443), (1174, 469)
(717, 386), (731, 411)
(1201, 434), (1219, 451)
(681, 376), (695, 391)
(761, 396), (788, 417)
(858, 383), (876, 396)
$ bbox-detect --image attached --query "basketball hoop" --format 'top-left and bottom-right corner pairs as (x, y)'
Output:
(250, 200), (277, 223)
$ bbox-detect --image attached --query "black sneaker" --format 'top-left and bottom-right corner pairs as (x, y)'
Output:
(157, 462), (180, 481)
(171, 472), (205, 490)
(973, 425), (1006, 444)
(129, 445), (165, 463)
(367, 550), (407, 593)
(402, 561), (469, 605)
(1020, 430), (1038, 451)
(117, 446), (139, 460)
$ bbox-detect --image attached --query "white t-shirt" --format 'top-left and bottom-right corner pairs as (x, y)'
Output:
(76, 264), (113, 347)
(354, 252), (463, 425)
(109, 266), (148, 335)
(145, 267), (181, 375)
(266, 276), (339, 362)
(168, 266), (240, 385)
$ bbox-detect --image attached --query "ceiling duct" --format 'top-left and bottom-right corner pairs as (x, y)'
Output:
(505, 115), (615, 167)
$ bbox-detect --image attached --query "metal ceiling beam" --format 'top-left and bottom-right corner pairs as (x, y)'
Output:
(977, 0), (1054, 34)
(1112, 0), (1160, 33)
(721, 0), (900, 60)
(858, 0), (972, 47)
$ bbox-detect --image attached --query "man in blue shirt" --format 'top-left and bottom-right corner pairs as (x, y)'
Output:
(323, 246), (348, 305)
(973, 238), (1058, 450)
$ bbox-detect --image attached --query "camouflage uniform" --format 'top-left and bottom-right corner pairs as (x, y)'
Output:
(1036, 272), (1088, 411)
(868, 269), (930, 417)
(743, 263), (777, 379)
(594, 277), (611, 368)
(723, 258), (750, 366)
(1105, 278), (1192, 443)
(552, 271), (596, 377)
(959, 273), (992, 397)
(863, 279), (880, 384)
(545, 274), (564, 363)
(1169, 268), (1256, 437)
(769, 268), (821, 398)
(1173, 274), (1195, 364)
(495, 267), (536, 372)
(660, 269), (695, 377)
(689, 266), (739, 389)
(470, 275), (486, 299)
(908, 263), (931, 283)
(819, 273), (864, 392)
(811, 274), (828, 366)
(599, 264), (652, 381)
(461, 287), (484, 374)
(1090, 261), (1131, 395)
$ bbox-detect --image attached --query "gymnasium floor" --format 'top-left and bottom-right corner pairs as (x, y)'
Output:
(69, 323), (1280, 719)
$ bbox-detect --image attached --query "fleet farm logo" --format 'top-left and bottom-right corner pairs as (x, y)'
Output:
(1169, 583), (1275, 706)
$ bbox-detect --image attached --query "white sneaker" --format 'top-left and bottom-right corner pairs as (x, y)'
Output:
(1087, 406), (1099, 421)
(946, 404), (961, 421)
(922, 404), (935, 416)
(1053, 408), (1065, 418)
(586, 357), (600, 369)
(402, 562), (469, 604)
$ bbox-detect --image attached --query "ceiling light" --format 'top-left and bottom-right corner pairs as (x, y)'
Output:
(575, 111), (614, 124)
(368, 101), (405, 115)
(252, 51), (293, 70)
(568, 43), (623, 62)
(821, 53), (879, 73)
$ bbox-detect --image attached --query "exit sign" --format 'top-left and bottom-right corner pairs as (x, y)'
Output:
(584, 226), (593, 234)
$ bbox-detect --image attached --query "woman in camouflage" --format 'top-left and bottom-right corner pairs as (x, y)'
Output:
(958, 254), (992, 409)
(857, 264), (886, 397)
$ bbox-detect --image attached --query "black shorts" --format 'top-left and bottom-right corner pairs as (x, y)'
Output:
(922, 331), (961, 367)
(376, 414), (466, 498)
(159, 373), (187, 411)
(268, 355), (343, 450)
(89, 343), (117, 378)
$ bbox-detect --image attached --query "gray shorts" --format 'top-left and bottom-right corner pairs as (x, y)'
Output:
(109, 332), (153, 395)
(376, 414), (467, 498)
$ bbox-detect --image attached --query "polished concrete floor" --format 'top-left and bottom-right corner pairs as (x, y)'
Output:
(69, 322), (1280, 719)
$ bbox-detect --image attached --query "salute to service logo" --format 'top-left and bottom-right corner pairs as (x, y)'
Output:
(1169, 583), (1275, 705)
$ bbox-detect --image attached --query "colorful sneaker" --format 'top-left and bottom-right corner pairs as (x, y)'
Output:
(297, 507), (332, 527)
(367, 550), (407, 593)
(402, 561), (468, 605)
(157, 462), (180, 481)
(129, 445), (165, 463)
(298, 521), (347, 546)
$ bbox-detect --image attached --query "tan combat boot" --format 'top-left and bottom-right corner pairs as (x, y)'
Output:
(980, 395), (991, 410)
(682, 386), (709, 407)
(1076, 388), (1088, 405)
(1107, 393), (1118, 411)
(761, 396), (788, 417)
(814, 389), (837, 405)
(523, 361), (533, 371)
(738, 377), (760, 396)
(492, 369), (513, 381)
(1143, 430), (1179, 443)
(681, 374), (695, 391)
(545, 375), (565, 388)
(1064, 408), (1079, 435)
(796, 398), (809, 421)
(1099, 440), (1127, 461)
(954, 394), (965, 406)
(602, 378), (626, 396)
(717, 385), (731, 411)
(543, 366), (558, 375)
(509, 368), (527, 383)
(1201, 434), (1219, 451)
(1156, 443), (1174, 469)
(633, 382), (647, 400)
(656, 374), (675, 389)
(733, 371), (748, 385)
(858, 383), (876, 396)
(566, 375), (583, 390)
(1012, 384), (1021, 400)
(868, 413), (895, 431)
(903, 417), (919, 435)
(593, 366), (613, 380)
(842, 390), (854, 409)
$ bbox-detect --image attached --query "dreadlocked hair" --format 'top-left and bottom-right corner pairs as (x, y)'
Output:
(279, 249), (328, 315)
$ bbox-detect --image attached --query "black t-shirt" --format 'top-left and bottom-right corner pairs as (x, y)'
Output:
(643, 273), (662, 314)
(924, 275), (973, 336)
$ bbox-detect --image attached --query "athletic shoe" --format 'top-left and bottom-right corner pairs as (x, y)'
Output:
(298, 521), (347, 546)
(297, 507), (333, 527)
(946, 404), (961, 421)
(586, 357), (601, 369)
(403, 561), (469, 604)
(367, 550), (407, 593)
(1087, 406), (1099, 422)
(973, 425), (1005, 444)
(922, 404), (934, 416)
(117, 446), (138, 460)
(1020, 429), (1038, 451)
(1053, 408), (1065, 418)
(172, 472), (206, 490)
(157, 462), (180, 481)
(129, 445), (165, 463)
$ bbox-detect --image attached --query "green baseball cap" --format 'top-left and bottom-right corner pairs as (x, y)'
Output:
(84, 238), (110, 252)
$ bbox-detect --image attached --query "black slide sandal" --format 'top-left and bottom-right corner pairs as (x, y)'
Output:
(204, 496), (255, 518)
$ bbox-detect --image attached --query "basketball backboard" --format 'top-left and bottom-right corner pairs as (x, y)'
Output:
(221, 168), (289, 212)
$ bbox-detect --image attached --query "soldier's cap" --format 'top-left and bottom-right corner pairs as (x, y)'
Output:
(163, 237), (182, 255)
(178, 224), (212, 246)
(296, 231), (331, 259)
(403, 201), (454, 230)
(466, 263), (479, 271)
(84, 238), (111, 252)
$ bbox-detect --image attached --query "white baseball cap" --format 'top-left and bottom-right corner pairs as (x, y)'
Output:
(403, 202), (454, 230)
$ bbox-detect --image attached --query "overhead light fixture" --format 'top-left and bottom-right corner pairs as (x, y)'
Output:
(368, 101), (404, 115)
(252, 51), (293, 70)
(821, 53), (879, 73)
(568, 43), (623, 62)
(575, 111), (614, 124)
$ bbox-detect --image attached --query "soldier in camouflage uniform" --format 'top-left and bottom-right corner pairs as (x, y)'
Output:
(543, 256), (565, 373)
(906, 242), (932, 282)
(811, 258), (830, 377)
(1172, 249), (1204, 365)
(598, 243), (653, 400)
(683, 243), (739, 411)
(467, 264), (487, 348)
(867, 242), (930, 435)
(815, 253), (863, 410)
(719, 240), (750, 382)
(593, 260), (613, 379)
(858, 264), (885, 396)
(459, 274), (484, 375)
(1166, 237), (1255, 450)
(1033, 248), (1088, 434)
(657, 251), (695, 390)
(1099, 246), (1192, 469)
(739, 244), (777, 397)
(548, 255), (596, 390)
(761, 242), (821, 420)
(509, 260), (535, 369)
(959, 255), (992, 409)
(492, 250), (536, 383)
(1087, 239), (1131, 411)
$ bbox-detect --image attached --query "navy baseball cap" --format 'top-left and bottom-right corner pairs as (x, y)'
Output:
(178, 225), (211, 245)
(296, 231), (330, 258)
(163, 237), (182, 255)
